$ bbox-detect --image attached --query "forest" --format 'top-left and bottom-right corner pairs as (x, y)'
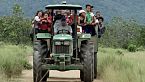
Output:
(0, 3), (145, 82)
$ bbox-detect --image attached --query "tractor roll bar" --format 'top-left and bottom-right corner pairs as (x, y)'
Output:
(45, 4), (82, 10)
(46, 4), (82, 60)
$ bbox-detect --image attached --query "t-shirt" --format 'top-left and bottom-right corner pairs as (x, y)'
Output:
(34, 16), (41, 28)
(70, 15), (79, 23)
(90, 12), (95, 17)
(39, 18), (52, 31)
(86, 12), (92, 23)
(34, 16), (41, 22)
(95, 19), (99, 23)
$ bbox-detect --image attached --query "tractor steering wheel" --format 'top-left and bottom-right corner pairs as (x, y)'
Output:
(57, 29), (70, 34)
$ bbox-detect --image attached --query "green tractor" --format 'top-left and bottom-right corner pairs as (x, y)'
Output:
(33, 3), (98, 82)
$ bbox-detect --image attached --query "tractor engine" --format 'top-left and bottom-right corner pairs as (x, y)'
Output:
(52, 34), (73, 65)
(54, 41), (70, 54)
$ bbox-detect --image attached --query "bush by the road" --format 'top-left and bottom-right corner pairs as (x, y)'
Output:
(0, 44), (32, 78)
(127, 44), (137, 52)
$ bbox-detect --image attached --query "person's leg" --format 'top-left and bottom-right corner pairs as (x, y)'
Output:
(98, 28), (102, 38)
(91, 26), (97, 36)
(86, 25), (93, 34)
(101, 27), (106, 34)
(29, 27), (34, 41)
(46, 39), (50, 50)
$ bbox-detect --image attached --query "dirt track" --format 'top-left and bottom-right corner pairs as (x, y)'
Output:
(20, 56), (103, 82)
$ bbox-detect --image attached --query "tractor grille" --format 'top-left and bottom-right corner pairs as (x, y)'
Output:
(55, 45), (69, 54)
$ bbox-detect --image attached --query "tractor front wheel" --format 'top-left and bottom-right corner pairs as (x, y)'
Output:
(33, 41), (49, 82)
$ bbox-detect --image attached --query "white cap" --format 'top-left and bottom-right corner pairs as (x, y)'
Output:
(79, 10), (86, 14)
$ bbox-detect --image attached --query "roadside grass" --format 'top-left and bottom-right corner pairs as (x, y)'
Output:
(0, 44), (32, 78)
(98, 48), (145, 82)
(1, 42), (145, 82)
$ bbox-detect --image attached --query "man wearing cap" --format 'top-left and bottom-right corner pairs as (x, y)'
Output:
(85, 4), (96, 35)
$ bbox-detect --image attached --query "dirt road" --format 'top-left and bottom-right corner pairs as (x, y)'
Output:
(20, 56), (103, 82)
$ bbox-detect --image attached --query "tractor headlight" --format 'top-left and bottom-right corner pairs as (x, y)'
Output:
(55, 41), (61, 45)
(64, 41), (70, 45)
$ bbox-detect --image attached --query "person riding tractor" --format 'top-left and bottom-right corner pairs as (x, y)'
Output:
(32, 2), (98, 82)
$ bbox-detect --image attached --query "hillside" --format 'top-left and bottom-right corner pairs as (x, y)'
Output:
(0, 0), (145, 23)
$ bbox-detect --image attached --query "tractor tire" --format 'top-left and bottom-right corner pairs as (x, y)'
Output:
(80, 40), (94, 82)
(80, 70), (84, 81)
(94, 52), (97, 79)
(89, 42), (95, 81)
(89, 42), (96, 80)
(33, 40), (49, 82)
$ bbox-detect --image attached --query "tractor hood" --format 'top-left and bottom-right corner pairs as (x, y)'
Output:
(53, 34), (73, 40)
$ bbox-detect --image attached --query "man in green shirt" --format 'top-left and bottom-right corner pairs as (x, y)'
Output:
(85, 4), (96, 36)
(86, 4), (93, 24)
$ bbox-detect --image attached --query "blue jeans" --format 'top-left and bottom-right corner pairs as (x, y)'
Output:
(85, 25), (96, 36)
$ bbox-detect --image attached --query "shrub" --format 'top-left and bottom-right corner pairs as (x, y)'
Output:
(0, 45), (32, 78)
(137, 46), (145, 51)
(127, 44), (137, 52)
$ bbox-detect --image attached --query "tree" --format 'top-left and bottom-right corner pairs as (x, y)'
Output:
(0, 4), (31, 45)
(99, 17), (143, 48)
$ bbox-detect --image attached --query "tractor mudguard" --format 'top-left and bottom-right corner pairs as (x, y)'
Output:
(36, 33), (51, 39)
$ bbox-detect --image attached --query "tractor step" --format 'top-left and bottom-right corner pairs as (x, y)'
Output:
(42, 64), (83, 71)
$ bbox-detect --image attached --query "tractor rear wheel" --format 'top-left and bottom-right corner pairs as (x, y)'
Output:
(80, 70), (84, 81)
(80, 40), (94, 82)
(94, 52), (97, 79)
(89, 42), (95, 81)
(33, 40), (49, 82)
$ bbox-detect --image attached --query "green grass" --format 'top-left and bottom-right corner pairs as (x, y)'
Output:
(0, 44), (32, 78)
(98, 48), (145, 82)
(1, 43), (145, 82)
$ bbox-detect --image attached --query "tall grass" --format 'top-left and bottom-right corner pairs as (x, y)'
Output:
(98, 48), (145, 82)
(0, 44), (32, 78)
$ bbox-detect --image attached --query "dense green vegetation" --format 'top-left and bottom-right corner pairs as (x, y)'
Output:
(0, 3), (145, 82)
(0, 4), (145, 49)
(98, 48), (145, 82)
(0, 4), (31, 45)
(99, 17), (145, 50)
(0, 0), (145, 23)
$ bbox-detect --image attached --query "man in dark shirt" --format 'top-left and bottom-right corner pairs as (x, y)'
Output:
(98, 17), (105, 38)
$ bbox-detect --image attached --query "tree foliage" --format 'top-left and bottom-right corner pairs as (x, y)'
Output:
(99, 17), (145, 48)
(0, 4), (31, 45)
(0, 4), (145, 48)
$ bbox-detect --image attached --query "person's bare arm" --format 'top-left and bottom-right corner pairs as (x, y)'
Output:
(78, 17), (81, 26)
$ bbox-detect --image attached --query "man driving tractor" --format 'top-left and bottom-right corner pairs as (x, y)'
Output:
(54, 17), (72, 34)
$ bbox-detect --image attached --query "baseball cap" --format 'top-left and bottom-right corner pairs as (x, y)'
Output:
(79, 10), (86, 14)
